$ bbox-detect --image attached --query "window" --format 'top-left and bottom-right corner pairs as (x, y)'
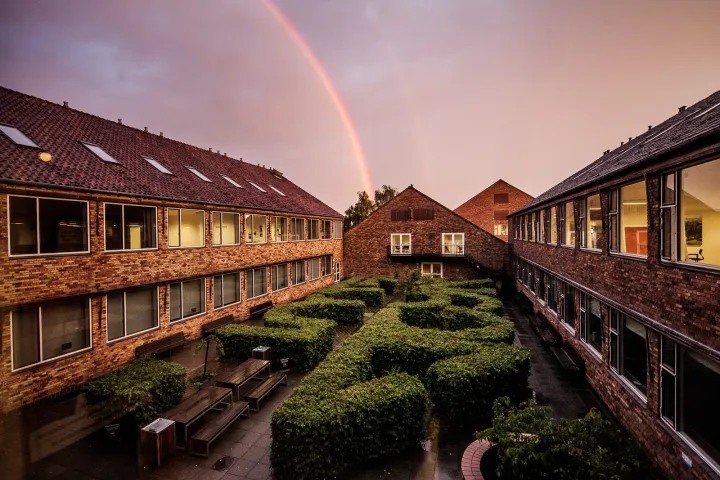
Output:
(108, 287), (159, 341)
(291, 218), (306, 241)
(246, 268), (268, 299)
(212, 212), (240, 246)
(421, 262), (442, 278)
(547, 276), (558, 312)
(270, 216), (289, 242)
(494, 210), (509, 221)
(82, 143), (118, 163)
(334, 220), (343, 239)
(247, 180), (267, 192)
(521, 216), (526, 240)
(661, 173), (676, 261)
(661, 338), (720, 467)
(528, 265), (535, 294)
(222, 175), (244, 188)
(562, 201), (575, 246)
(494, 224), (508, 236)
(9, 196), (89, 256)
(308, 258), (321, 280)
(580, 293), (602, 354)
(321, 256), (332, 276)
(581, 194), (602, 249)
(525, 214), (531, 241)
(269, 185), (286, 196)
(494, 193), (509, 204)
(271, 264), (289, 291)
(244, 214), (267, 244)
(550, 206), (558, 244)
(530, 212), (537, 242)
(540, 209), (547, 243)
(170, 279), (206, 322)
(609, 311), (648, 397)
(610, 181), (648, 255)
(11, 298), (91, 370)
(308, 219), (320, 240)
(214, 273), (240, 308)
(0, 124), (40, 148)
(537, 270), (546, 302)
(187, 167), (212, 182)
(105, 204), (157, 251)
(560, 283), (576, 329)
(391, 209), (411, 221)
(442, 233), (464, 255)
(414, 209), (434, 220)
(168, 208), (204, 247)
(143, 157), (172, 174)
(292, 260), (306, 285)
(322, 220), (332, 240)
(391, 233), (412, 255)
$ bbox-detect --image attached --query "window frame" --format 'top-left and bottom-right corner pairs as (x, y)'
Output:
(442, 233), (465, 255)
(609, 180), (649, 259)
(10, 297), (93, 372)
(246, 267), (269, 299)
(660, 172), (677, 262)
(82, 142), (119, 164)
(169, 278), (207, 323)
(167, 208), (206, 249)
(244, 214), (268, 245)
(420, 262), (443, 278)
(561, 201), (576, 248)
(321, 256), (333, 277)
(106, 286), (160, 343)
(390, 233), (412, 255)
(8, 194), (91, 258)
(549, 206), (558, 245)
(308, 219), (321, 240)
(271, 264), (289, 292)
(213, 272), (242, 310)
(334, 220), (343, 239)
(291, 218), (306, 241)
(580, 194), (602, 251)
(292, 260), (306, 285)
(270, 216), (289, 243)
(494, 224), (508, 236)
(579, 292), (602, 359)
(609, 309), (649, 401)
(104, 203), (158, 252)
(211, 211), (241, 246)
(308, 258), (321, 281)
(322, 220), (332, 240)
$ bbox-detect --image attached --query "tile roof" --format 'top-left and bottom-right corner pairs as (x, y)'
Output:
(0, 87), (342, 218)
(513, 89), (720, 215)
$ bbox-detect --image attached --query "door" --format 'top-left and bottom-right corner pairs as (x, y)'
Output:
(334, 262), (341, 282)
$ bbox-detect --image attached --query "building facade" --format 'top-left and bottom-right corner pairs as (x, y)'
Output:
(344, 186), (510, 280)
(455, 179), (533, 241)
(509, 91), (720, 479)
(0, 87), (344, 414)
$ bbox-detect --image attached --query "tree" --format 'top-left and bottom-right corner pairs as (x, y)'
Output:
(374, 185), (398, 209)
(344, 190), (375, 231)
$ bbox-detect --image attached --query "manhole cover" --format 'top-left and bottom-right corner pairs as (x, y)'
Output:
(212, 456), (234, 471)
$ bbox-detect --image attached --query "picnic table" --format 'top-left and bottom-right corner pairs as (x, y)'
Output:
(165, 385), (233, 449)
(214, 358), (270, 400)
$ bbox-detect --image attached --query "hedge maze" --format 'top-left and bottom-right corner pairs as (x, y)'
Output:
(270, 278), (530, 480)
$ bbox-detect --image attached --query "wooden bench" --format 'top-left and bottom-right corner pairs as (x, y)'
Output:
(135, 332), (185, 357)
(244, 372), (287, 412)
(249, 300), (273, 318)
(549, 345), (580, 373)
(189, 402), (249, 457)
(201, 315), (234, 335)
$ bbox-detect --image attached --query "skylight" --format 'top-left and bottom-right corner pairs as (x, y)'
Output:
(0, 124), (40, 148)
(689, 101), (720, 121)
(222, 175), (244, 188)
(187, 167), (212, 182)
(82, 142), (118, 163)
(143, 156), (172, 174)
(269, 185), (286, 196)
(247, 180), (267, 193)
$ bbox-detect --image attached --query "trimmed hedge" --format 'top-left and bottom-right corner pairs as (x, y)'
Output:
(85, 358), (187, 426)
(377, 277), (397, 295)
(474, 297), (504, 316)
(321, 287), (385, 307)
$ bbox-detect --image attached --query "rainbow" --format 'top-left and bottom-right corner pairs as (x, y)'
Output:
(262, 0), (374, 195)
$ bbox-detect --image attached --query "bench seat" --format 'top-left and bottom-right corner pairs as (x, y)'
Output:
(135, 332), (185, 357)
(549, 345), (580, 373)
(244, 372), (287, 412)
(189, 402), (249, 457)
(201, 315), (234, 335)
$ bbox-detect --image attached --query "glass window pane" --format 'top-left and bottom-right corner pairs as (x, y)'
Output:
(610, 333), (619, 370)
(223, 273), (240, 304)
(662, 337), (676, 369)
(182, 279), (204, 317)
(335, 220), (343, 239)
(550, 207), (558, 243)
(254, 268), (267, 296)
(622, 317), (647, 395)
(124, 206), (156, 249)
(214, 275), (223, 308)
(41, 299), (90, 360)
(107, 292), (125, 340)
(661, 369), (675, 424)
(680, 159), (720, 266)
(10, 197), (38, 255)
(39, 199), (88, 253)
(564, 202), (575, 246)
(12, 307), (40, 368)
(105, 204), (123, 251)
(661, 208), (675, 260)
(586, 194), (602, 249)
(222, 213), (239, 245)
(587, 297), (602, 352)
(180, 210), (204, 247)
(212, 212), (222, 245)
(681, 349), (720, 464)
(168, 209), (180, 247)
(620, 181), (648, 255)
(125, 288), (157, 335)
(170, 283), (182, 321)
(565, 285), (576, 326)
(662, 173), (675, 205)
(277, 265), (288, 289)
(246, 271), (254, 299)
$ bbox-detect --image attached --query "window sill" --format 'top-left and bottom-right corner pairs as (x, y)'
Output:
(559, 320), (576, 336)
(211, 243), (241, 248)
(245, 241), (268, 246)
(657, 422), (720, 477)
(292, 280), (306, 286)
(579, 247), (602, 254)
(168, 245), (205, 250)
(291, 239), (306, 242)
(609, 369), (647, 406)
(11, 346), (93, 373)
(108, 326), (161, 345)
(105, 247), (159, 254)
(170, 311), (206, 324)
(271, 240), (289, 244)
(214, 301), (242, 312)
(609, 252), (648, 262)
(247, 293), (269, 301)
(579, 340), (603, 361)
(663, 259), (720, 275)
(271, 287), (289, 293)
(9, 250), (91, 259)
(560, 244), (575, 249)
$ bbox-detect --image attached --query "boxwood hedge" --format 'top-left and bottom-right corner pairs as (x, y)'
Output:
(321, 287), (385, 307)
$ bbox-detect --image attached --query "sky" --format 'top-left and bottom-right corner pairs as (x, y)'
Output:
(1, 0), (719, 214)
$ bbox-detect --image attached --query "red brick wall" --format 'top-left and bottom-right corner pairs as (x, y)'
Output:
(343, 187), (510, 280)
(455, 179), (533, 242)
(0, 184), (342, 412)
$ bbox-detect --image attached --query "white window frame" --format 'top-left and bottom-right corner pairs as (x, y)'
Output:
(245, 214), (268, 245)
(221, 175), (244, 188)
(420, 262), (443, 278)
(292, 260), (306, 285)
(104, 203), (158, 252)
(246, 267), (269, 299)
(269, 185), (286, 196)
(580, 194), (602, 251)
(334, 261), (341, 282)
(322, 220), (332, 240)
(270, 216), (289, 243)
(308, 219), (321, 240)
(291, 218), (306, 241)
(10, 298), (93, 372)
(167, 208), (205, 249)
(143, 156), (173, 175)
(390, 233), (412, 255)
(169, 278), (207, 323)
(308, 258), (321, 281)
(8, 195), (91, 258)
(334, 220), (343, 239)
(247, 180), (267, 193)
(212, 211), (241, 246)
(271, 264), (289, 292)
(442, 233), (465, 255)
(213, 272), (242, 310)
(321, 256), (333, 277)
(187, 166), (212, 182)
(561, 201), (576, 248)
(106, 287), (160, 343)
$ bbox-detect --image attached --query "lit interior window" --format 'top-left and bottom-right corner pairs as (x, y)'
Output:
(143, 157), (172, 174)
(269, 185), (286, 196)
(187, 167), (212, 182)
(0, 124), (40, 148)
(82, 143), (118, 163)
(247, 180), (267, 193)
(222, 175), (244, 188)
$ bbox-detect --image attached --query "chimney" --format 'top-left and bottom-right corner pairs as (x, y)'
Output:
(208, 147), (212, 152)
(144, 127), (148, 133)
(648, 125), (652, 131)
(118, 119), (122, 125)
(621, 141), (624, 146)
(159, 132), (164, 138)
(216, 149), (220, 154)
(63, 101), (69, 108)
(629, 137), (632, 142)
(224, 152), (227, 156)
(679, 106), (686, 113)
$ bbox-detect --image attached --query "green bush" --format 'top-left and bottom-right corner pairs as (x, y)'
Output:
(474, 296), (504, 316)
(397, 300), (447, 328)
(449, 291), (483, 308)
(449, 279), (495, 289)
(85, 358), (187, 426)
(406, 291), (431, 302)
(377, 277), (397, 295)
(322, 287), (385, 307)
(425, 346), (530, 430)
(291, 298), (365, 326)
(478, 399), (660, 480)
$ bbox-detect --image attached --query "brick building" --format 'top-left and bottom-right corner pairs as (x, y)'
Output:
(509, 90), (720, 479)
(455, 179), (533, 241)
(343, 186), (510, 280)
(0, 86), (344, 416)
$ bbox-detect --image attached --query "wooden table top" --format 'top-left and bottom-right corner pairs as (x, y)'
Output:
(214, 358), (269, 385)
(165, 385), (232, 424)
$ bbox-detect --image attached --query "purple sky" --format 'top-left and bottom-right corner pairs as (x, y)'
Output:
(1, 0), (719, 213)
